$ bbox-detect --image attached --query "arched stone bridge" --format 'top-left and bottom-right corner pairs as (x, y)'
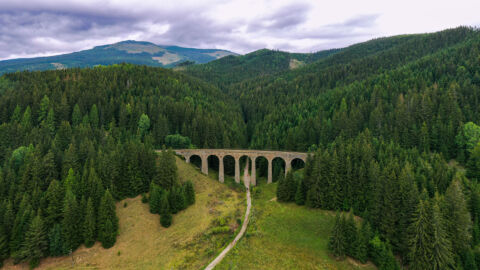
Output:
(169, 149), (308, 186)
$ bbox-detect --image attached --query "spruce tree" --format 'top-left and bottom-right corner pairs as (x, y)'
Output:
(444, 178), (472, 255)
(48, 224), (64, 256)
(295, 178), (307, 205)
(328, 212), (346, 258)
(20, 213), (48, 268)
(344, 210), (358, 257)
(83, 198), (96, 248)
(45, 180), (64, 227)
(160, 212), (173, 228)
(62, 189), (81, 252)
(156, 149), (179, 190)
(408, 200), (432, 269)
(355, 221), (372, 263)
(0, 226), (8, 268)
(149, 184), (162, 214)
(276, 173), (288, 202)
(430, 197), (454, 269)
(98, 190), (118, 249)
(184, 180), (195, 206)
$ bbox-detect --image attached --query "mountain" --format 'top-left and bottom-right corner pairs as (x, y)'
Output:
(0, 40), (237, 74)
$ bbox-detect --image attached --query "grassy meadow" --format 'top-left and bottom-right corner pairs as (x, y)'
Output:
(215, 179), (377, 270)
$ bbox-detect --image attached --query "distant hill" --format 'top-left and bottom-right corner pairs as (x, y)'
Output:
(181, 48), (341, 88)
(0, 40), (237, 74)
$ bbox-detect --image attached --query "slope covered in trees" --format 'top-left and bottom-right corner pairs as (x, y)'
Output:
(0, 64), (243, 266)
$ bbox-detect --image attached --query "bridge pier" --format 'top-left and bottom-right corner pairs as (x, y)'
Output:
(251, 156), (257, 186)
(185, 155), (191, 163)
(219, 156), (224, 183)
(234, 156), (240, 183)
(267, 158), (273, 184)
(285, 158), (292, 176)
(201, 155), (208, 175)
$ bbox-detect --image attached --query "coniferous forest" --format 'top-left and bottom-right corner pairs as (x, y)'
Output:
(0, 26), (480, 269)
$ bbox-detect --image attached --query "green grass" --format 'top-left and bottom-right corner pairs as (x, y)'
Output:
(215, 180), (376, 270)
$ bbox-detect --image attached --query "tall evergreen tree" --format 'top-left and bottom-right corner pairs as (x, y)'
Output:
(19, 213), (48, 268)
(408, 200), (432, 269)
(184, 180), (195, 206)
(83, 198), (96, 248)
(98, 190), (118, 248)
(443, 177), (472, 255)
(48, 224), (64, 256)
(328, 212), (346, 258)
(62, 189), (81, 252)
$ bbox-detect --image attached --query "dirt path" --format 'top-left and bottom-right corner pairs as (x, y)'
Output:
(204, 162), (252, 270)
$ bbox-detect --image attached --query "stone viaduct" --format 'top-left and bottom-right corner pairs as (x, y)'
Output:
(170, 149), (309, 186)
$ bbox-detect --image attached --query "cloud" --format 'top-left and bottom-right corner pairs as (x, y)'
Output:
(0, 0), (477, 60)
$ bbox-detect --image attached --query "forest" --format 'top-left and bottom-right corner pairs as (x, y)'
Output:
(0, 26), (479, 269)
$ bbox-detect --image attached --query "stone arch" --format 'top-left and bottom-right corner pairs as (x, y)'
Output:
(189, 154), (202, 172)
(291, 157), (306, 170)
(272, 157), (286, 182)
(223, 155), (236, 177)
(254, 156), (269, 185)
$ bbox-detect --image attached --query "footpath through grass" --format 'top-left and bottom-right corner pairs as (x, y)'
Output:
(216, 180), (376, 270)
(4, 157), (244, 270)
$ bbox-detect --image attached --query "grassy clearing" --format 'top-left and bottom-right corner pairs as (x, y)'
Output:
(4, 157), (244, 270)
(215, 180), (376, 270)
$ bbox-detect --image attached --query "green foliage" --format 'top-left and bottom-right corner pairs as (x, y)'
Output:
(160, 212), (172, 228)
(19, 213), (48, 268)
(328, 212), (346, 258)
(467, 142), (480, 180)
(149, 184), (162, 214)
(369, 236), (399, 270)
(184, 180), (195, 206)
(62, 189), (81, 252)
(98, 190), (118, 249)
(83, 198), (96, 248)
(138, 113), (151, 138)
(294, 178), (307, 205)
(165, 134), (192, 149)
(156, 149), (179, 190)
(48, 224), (65, 257)
(168, 186), (186, 214)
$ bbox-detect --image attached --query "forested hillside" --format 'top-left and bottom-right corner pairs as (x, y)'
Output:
(186, 26), (480, 269)
(0, 64), (246, 267)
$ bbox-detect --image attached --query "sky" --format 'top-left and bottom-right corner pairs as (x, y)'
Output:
(0, 0), (479, 60)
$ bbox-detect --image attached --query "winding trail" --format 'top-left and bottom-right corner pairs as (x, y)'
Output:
(204, 162), (252, 270)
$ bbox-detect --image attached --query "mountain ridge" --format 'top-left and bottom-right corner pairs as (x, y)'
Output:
(0, 40), (238, 74)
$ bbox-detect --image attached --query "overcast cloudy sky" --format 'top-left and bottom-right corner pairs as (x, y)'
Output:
(0, 0), (479, 60)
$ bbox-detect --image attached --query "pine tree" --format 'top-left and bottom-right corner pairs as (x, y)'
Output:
(45, 180), (64, 227)
(159, 191), (170, 216)
(83, 198), (96, 248)
(0, 225), (8, 268)
(156, 149), (179, 190)
(62, 189), (81, 252)
(90, 104), (99, 128)
(98, 190), (118, 249)
(149, 184), (162, 214)
(284, 171), (296, 202)
(355, 221), (372, 263)
(408, 200), (432, 269)
(48, 224), (65, 256)
(168, 186), (185, 214)
(276, 173), (288, 202)
(328, 212), (346, 258)
(344, 210), (358, 257)
(295, 178), (307, 205)
(160, 212), (172, 228)
(430, 197), (454, 269)
(184, 180), (195, 206)
(444, 177), (472, 255)
(19, 213), (48, 268)
(72, 104), (82, 127)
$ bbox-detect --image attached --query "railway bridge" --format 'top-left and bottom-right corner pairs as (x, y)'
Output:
(166, 149), (308, 186)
